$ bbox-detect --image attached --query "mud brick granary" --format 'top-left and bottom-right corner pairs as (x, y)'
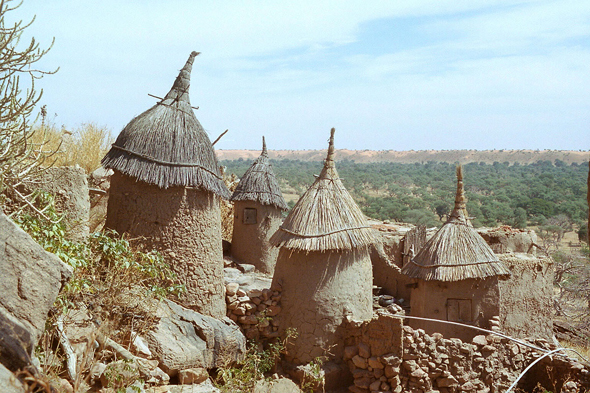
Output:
(270, 128), (374, 364)
(401, 166), (511, 341)
(101, 52), (230, 318)
(230, 137), (288, 274)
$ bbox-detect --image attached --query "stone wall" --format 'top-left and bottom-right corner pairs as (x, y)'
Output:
(344, 314), (590, 393)
(225, 281), (283, 342)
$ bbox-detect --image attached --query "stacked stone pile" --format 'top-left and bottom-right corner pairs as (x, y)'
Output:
(345, 323), (589, 393)
(225, 281), (283, 341)
(344, 343), (403, 393)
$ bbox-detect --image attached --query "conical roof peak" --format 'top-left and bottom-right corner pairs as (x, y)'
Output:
(401, 166), (510, 281)
(447, 165), (470, 225)
(270, 128), (374, 252)
(101, 51), (230, 198)
(163, 51), (199, 105)
(261, 136), (268, 157)
(324, 127), (336, 168)
(230, 137), (288, 210)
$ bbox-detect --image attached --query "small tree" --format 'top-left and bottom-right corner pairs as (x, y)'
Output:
(434, 201), (449, 221)
(0, 0), (57, 215)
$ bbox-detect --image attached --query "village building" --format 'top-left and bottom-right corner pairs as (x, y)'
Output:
(230, 137), (288, 274)
(401, 166), (512, 341)
(101, 51), (230, 318)
(270, 128), (375, 364)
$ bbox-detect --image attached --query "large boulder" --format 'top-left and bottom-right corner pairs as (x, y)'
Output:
(477, 226), (537, 254)
(0, 213), (73, 371)
(88, 167), (112, 232)
(146, 299), (246, 376)
(253, 378), (302, 393)
(36, 165), (90, 241)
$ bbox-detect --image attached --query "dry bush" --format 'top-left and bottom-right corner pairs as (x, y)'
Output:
(30, 122), (113, 174)
(14, 194), (182, 391)
(553, 246), (590, 328)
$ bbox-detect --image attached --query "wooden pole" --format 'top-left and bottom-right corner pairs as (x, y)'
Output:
(212, 129), (228, 146)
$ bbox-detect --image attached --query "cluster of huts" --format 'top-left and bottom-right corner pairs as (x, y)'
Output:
(101, 52), (552, 366)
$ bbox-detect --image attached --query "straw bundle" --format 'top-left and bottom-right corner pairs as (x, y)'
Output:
(101, 52), (229, 199)
(270, 128), (374, 252)
(401, 165), (511, 281)
(230, 137), (288, 210)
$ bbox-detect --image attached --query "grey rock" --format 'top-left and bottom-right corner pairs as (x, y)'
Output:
(253, 378), (302, 393)
(179, 367), (209, 384)
(146, 380), (220, 393)
(91, 167), (113, 180)
(238, 263), (256, 273)
(0, 363), (25, 393)
(223, 268), (242, 283)
(89, 362), (107, 384)
(146, 299), (246, 376)
(100, 359), (141, 389)
(0, 213), (73, 371)
(36, 166), (90, 241)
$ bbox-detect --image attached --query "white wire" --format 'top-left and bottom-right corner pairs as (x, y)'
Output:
(506, 348), (567, 393)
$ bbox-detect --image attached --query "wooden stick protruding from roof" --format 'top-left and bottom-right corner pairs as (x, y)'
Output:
(212, 129), (228, 146)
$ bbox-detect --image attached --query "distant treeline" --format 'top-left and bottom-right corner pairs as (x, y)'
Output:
(222, 159), (589, 233)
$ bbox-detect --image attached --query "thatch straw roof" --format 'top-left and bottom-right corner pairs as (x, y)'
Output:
(101, 51), (230, 198)
(270, 128), (374, 252)
(230, 137), (288, 210)
(401, 166), (511, 281)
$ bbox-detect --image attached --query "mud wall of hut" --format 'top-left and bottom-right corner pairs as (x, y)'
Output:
(370, 229), (412, 301)
(106, 172), (225, 318)
(231, 200), (283, 274)
(498, 253), (554, 340)
(272, 248), (373, 364)
(409, 277), (500, 342)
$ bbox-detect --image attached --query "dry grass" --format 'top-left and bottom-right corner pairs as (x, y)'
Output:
(30, 123), (113, 174)
(558, 340), (590, 365)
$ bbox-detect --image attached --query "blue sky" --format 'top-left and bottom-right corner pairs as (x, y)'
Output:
(13, 0), (590, 151)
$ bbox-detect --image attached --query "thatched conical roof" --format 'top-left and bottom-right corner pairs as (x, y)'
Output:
(270, 128), (374, 252)
(230, 137), (288, 210)
(401, 166), (511, 281)
(101, 51), (230, 198)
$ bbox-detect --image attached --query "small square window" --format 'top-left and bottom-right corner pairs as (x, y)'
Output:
(243, 208), (257, 224)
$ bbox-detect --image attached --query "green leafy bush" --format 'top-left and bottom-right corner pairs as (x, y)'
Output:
(215, 328), (298, 393)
